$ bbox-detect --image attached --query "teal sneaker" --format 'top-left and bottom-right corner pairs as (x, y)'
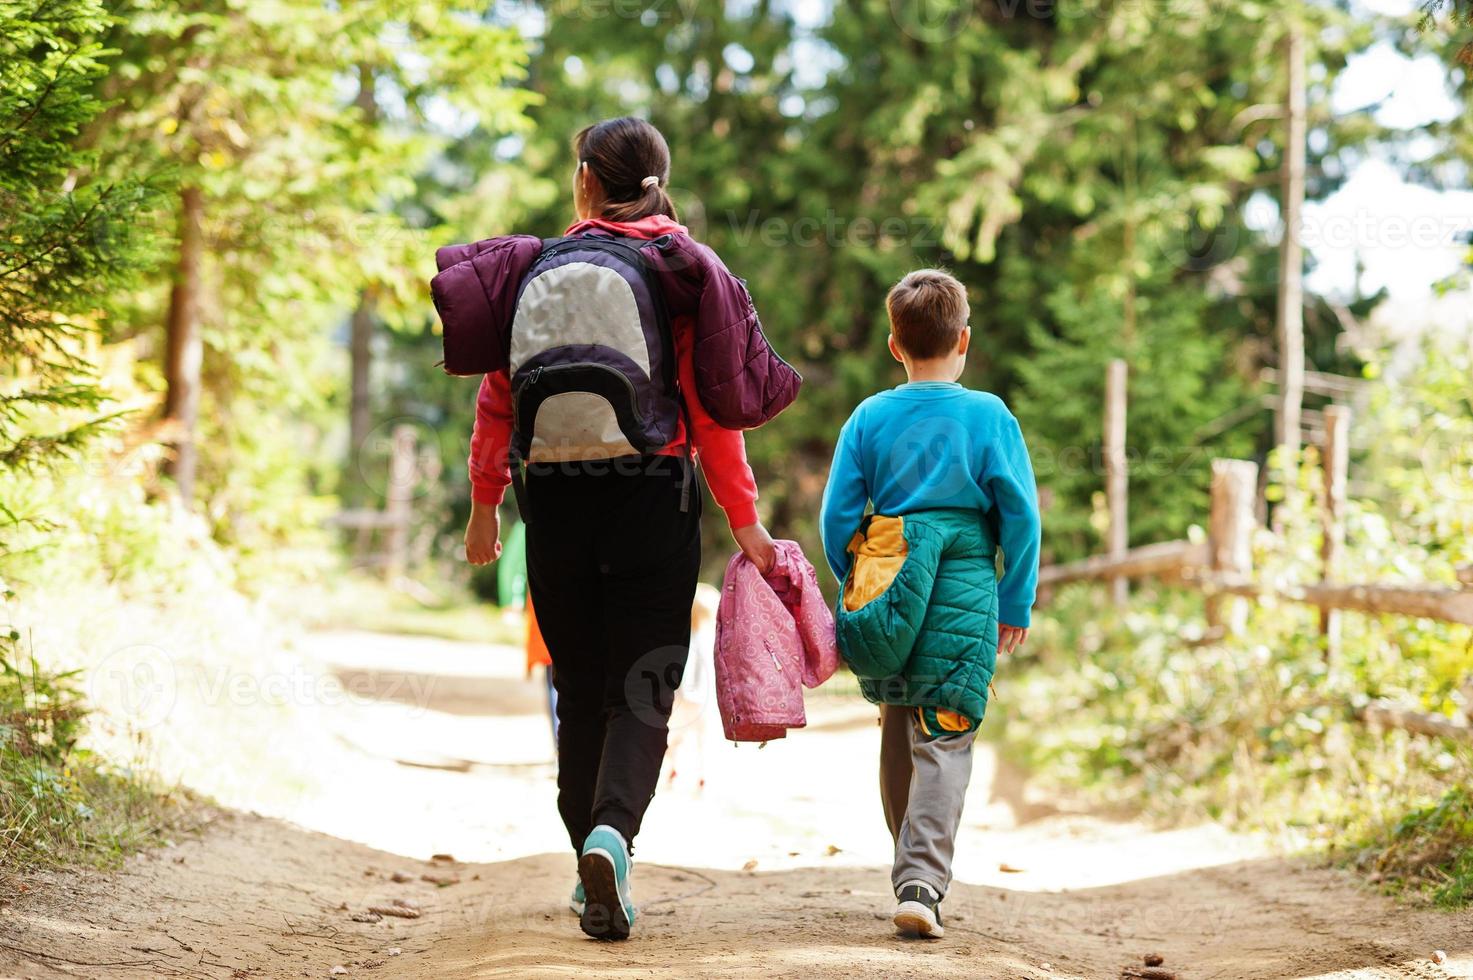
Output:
(578, 825), (635, 940)
(569, 879), (585, 916)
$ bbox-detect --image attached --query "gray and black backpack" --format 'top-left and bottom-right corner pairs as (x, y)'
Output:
(508, 232), (690, 511)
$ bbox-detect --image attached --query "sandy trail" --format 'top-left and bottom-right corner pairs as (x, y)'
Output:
(2, 629), (1469, 980)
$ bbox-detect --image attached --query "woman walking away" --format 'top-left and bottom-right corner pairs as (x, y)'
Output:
(430, 116), (801, 940)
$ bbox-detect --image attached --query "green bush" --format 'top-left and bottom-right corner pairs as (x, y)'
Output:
(1005, 581), (1470, 843)
(1361, 787), (1473, 907)
(0, 635), (189, 873)
(1002, 336), (1473, 904)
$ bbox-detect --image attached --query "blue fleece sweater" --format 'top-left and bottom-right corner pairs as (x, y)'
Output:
(819, 381), (1042, 628)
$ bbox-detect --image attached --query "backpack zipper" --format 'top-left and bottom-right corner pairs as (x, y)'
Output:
(516, 362), (636, 400)
(512, 362), (651, 446)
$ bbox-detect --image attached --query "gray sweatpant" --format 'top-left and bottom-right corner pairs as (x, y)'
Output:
(879, 703), (975, 897)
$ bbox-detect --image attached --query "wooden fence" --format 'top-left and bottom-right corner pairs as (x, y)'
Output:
(1036, 360), (1473, 741)
(328, 423), (434, 578)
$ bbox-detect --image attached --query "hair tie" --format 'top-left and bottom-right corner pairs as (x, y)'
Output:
(641, 175), (660, 189)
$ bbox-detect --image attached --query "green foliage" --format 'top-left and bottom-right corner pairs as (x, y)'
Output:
(371, 325), (488, 588)
(0, 0), (163, 475)
(0, 7), (539, 869)
(1001, 336), (1473, 904)
(2, 0), (1469, 892)
(1006, 581), (1470, 835)
(1362, 786), (1473, 906)
(90, 0), (533, 543)
(1015, 273), (1253, 556)
(1355, 333), (1473, 578)
(401, 0), (1397, 577)
(0, 636), (189, 871)
(1418, 0), (1473, 67)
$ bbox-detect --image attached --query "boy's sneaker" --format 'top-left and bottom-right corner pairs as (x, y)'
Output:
(578, 825), (636, 940)
(893, 880), (944, 938)
(569, 879), (585, 916)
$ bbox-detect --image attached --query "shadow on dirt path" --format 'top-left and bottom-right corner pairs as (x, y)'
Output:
(2, 811), (1469, 980)
(2, 630), (1469, 979)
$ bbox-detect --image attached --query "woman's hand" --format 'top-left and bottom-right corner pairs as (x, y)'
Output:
(732, 520), (777, 575)
(465, 501), (503, 565)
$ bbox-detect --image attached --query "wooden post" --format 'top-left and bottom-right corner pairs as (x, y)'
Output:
(1104, 359), (1128, 606)
(1320, 405), (1350, 660)
(383, 424), (417, 580)
(1208, 459), (1258, 632)
(1273, 25), (1307, 518)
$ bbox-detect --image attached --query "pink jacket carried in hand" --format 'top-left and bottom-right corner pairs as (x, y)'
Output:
(714, 540), (839, 742)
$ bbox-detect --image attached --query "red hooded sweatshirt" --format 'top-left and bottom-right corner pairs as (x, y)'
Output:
(468, 214), (760, 529)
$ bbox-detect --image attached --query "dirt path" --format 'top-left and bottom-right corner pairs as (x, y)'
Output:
(2, 630), (1470, 980)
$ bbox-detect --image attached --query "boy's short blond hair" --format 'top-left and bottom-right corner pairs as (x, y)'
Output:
(886, 269), (969, 360)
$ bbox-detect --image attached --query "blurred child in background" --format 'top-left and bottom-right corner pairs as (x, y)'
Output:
(497, 520), (556, 745)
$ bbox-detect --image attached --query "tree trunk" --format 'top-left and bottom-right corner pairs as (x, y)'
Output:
(163, 184), (204, 505)
(349, 295), (374, 466)
(1104, 359), (1128, 606)
(348, 62), (378, 478)
(1274, 25), (1306, 510)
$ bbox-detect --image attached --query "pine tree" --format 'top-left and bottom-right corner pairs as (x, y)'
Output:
(0, 0), (161, 485)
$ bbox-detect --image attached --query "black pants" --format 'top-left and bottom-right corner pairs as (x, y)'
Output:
(524, 457), (701, 855)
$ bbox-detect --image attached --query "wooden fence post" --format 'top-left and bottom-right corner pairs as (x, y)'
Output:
(1208, 459), (1258, 633)
(1320, 405), (1350, 660)
(1105, 359), (1128, 607)
(384, 423), (417, 580)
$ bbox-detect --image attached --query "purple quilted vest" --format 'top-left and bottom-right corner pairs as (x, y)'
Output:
(431, 229), (801, 431)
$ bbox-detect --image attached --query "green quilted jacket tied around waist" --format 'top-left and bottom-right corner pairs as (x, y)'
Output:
(835, 508), (998, 731)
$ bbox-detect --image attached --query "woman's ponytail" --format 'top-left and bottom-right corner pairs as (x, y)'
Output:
(574, 117), (679, 223)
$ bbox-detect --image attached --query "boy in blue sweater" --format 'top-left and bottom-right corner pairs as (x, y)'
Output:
(820, 268), (1041, 938)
